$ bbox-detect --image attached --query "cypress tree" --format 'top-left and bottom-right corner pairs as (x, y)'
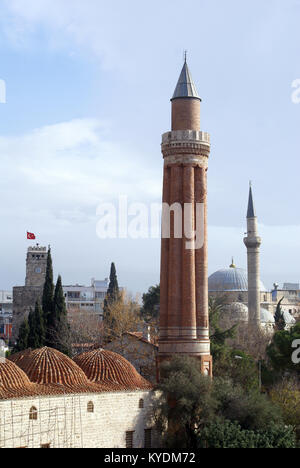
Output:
(103, 263), (120, 338)
(27, 307), (36, 349)
(14, 319), (29, 352)
(48, 275), (72, 356)
(274, 297), (286, 331)
(42, 247), (54, 345)
(103, 263), (120, 311)
(28, 301), (45, 349)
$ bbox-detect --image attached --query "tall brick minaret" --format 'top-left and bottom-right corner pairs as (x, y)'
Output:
(158, 59), (212, 377)
(244, 184), (262, 327)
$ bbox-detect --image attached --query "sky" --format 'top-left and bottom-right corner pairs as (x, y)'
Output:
(0, 0), (300, 295)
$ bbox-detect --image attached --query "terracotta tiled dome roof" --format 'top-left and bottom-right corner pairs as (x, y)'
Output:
(10, 347), (102, 394)
(9, 348), (33, 367)
(0, 359), (40, 399)
(74, 349), (152, 390)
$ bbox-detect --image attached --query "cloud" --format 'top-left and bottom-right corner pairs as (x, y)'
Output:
(0, 118), (161, 224)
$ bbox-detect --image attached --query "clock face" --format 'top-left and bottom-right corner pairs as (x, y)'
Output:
(35, 267), (42, 274)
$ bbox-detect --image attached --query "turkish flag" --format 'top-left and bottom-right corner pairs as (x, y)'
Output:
(27, 232), (36, 240)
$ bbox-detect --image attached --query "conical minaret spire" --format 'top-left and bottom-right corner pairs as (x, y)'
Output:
(244, 183), (262, 327)
(171, 59), (202, 131)
(172, 60), (201, 101)
(247, 183), (256, 218)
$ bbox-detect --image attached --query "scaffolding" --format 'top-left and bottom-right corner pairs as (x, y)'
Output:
(0, 393), (84, 449)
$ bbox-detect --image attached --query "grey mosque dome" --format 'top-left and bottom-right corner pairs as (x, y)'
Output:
(260, 307), (275, 324)
(208, 261), (267, 293)
(282, 310), (296, 325)
(224, 303), (275, 325)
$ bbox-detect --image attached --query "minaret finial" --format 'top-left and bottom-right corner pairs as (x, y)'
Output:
(230, 258), (236, 268)
(184, 50), (187, 63)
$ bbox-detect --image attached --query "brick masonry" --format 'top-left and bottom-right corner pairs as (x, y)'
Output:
(159, 92), (212, 377)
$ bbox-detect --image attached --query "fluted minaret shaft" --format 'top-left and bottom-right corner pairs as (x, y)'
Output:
(244, 185), (261, 327)
(158, 61), (212, 377)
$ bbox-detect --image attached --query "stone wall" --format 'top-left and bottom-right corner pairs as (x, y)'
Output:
(0, 390), (158, 448)
(12, 286), (44, 342)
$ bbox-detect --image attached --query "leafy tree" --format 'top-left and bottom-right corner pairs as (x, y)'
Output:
(155, 356), (217, 449)
(208, 296), (260, 390)
(270, 379), (300, 434)
(141, 285), (160, 321)
(197, 420), (296, 449)
(103, 293), (142, 343)
(47, 275), (72, 357)
(14, 319), (29, 352)
(28, 302), (45, 349)
(154, 356), (288, 449)
(209, 296), (237, 347)
(274, 297), (286, 331)
(213, 377), (283, 431)
(42, 247), (54, 342)
(267, 322), (300, 377)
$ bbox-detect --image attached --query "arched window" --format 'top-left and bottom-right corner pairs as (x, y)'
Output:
(29, 407), (38, 421)
(87, 401), (94, 413)
(139, 399), (144, 409)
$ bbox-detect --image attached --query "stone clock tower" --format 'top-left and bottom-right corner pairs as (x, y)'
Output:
(158, 59), (212, 377)
(12, 245), (48, 342)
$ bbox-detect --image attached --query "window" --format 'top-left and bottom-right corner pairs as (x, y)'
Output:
(139, 399), (144, 409)
(87, 401), (94, 413)
(144, 429), (152, 449)
(126, 431), (134, 449)
(29, 407), (38, 421)
(35, 267), (42, 274)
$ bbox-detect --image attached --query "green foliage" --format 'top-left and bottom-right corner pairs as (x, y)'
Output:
(197, 420), (296, 449)
(154, 356), (290, 449)
(274, 297), (286, 331)
(42, 248), (54, 339)
(47, 275), (72, 356)
(105, 263), (120, 304)
(209, 296), (258, 391)
(213, 378), (283, 431)
(141, 284), (160, 320)
(209, 296), (237, 346)
(28, 302), (45, 349)
(14, 319), (29, 352)
(103, 263), (120, 340)
(267, 322), (300, 377)
(156, 356), (216, 449)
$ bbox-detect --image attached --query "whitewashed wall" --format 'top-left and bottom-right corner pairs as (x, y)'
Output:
(0, 390), (157, 448)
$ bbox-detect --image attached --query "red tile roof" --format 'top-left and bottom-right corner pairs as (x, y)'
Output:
(2, 347), (152, 400)
(74, 349), (152, 391)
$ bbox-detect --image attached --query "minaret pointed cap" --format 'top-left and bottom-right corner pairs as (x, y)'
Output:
(171, 59), (201, 101)
(247, 183), (256, 218)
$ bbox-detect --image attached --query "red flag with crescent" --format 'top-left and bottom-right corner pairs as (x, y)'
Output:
(27, 232), (36, 240)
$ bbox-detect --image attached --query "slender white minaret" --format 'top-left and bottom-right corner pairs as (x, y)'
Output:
(243, 184), (261, 327)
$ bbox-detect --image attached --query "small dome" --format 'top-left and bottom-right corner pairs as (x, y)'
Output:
(283, 310), (296, 325)
(224, 302), (248, 322)
(74, 349), (152, 390)
(208, 266), (266, 292)
(260, 308), (275, 324)
(11, 347), (92, 389)
(0, 359), (38, 399)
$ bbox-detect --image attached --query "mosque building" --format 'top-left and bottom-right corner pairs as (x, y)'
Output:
(208, 186), (297, 330)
